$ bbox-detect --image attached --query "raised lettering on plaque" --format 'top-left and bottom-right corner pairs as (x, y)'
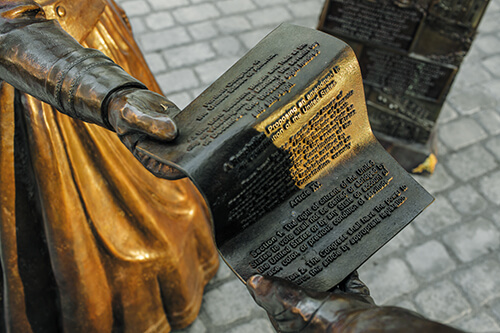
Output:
(318, 0), (490, 174)
(137, 24), (434, 290)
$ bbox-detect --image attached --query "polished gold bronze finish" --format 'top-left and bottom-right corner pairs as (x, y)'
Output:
(0, 1), (218, 332)
(412, 153), (438, 174)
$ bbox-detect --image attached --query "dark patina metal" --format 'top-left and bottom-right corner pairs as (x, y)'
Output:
(318, 0), (490, 174)
(247, 274), (465, 332)
(137, 24), (434, 291)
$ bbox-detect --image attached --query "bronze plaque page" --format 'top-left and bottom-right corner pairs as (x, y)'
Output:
(137, 24), (434, 290)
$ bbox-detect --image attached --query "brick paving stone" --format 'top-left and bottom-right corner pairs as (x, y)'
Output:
(490, 0), (500, 11)
(246, 7), (292, 27)
(436, 138), (449, 157)
(443, 217), (500, 262)
(454, 259), (500, 306)
(482, 54), (500, 77)
(372, 224), (416, 258)
(492, 210), (500, 229)
(474, 34), (500, 55)
(121, 0), (151, 16)
(475, 109), (500, 135)
(145, 11), (175, 30)
(448, 87), (496, 116)
(294, 17), (320, 29)
(215, 16), (252, 34)
(202, 280), (257, 326)
(167, 92), (193, 109)
(358, 258), (418, 305)
(479, 10), (500, 34)
(290, 0), (324, 3)
(395, 300), (418, 313)
(156, 68), (199, 93)
(439, 118), (487, 151)
(412, 164), (455, 194)
(224, 318), (275, 333)
(405, 241), (456, 281)
(148, 0), (189, 10)
(190, 87), (208, 100)
(412, 196), (461, 236)
(144, 53), (167, 73)
(453, 62), (492, 89)
(287, 1), (323, 17)
(139, 26), (191, 52)
(479, 170), (500, 205)
(129, 17), (147, 34)
(482, 79), (500, 102)
(162, 43), (215, 68)
(194, 57), (239, 84)
(452, 313), (500, 333)
(437, 102), (458, 124)
(485, 136), (500, 160)
(448, 184), (488, 215)
(414, 280), (471, 323)
(445, 145), (497, 182)
(188, 22), (219, 41)
(464, 41), (485, 63)
(173, 4), (221, 24)
(211, 36), (242, 56)
(252, 0), (292, 7)
(208, 260), (233, 285)
(238, 28), (274, 49)
(492, 298), (500, 321)
(176, 319), (207, 333)
(215, 0), (256, 15)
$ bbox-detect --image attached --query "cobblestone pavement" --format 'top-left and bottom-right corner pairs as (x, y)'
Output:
(116, 0), (500, 331)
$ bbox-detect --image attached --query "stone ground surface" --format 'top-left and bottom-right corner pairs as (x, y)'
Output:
(115, 0), (500, 331)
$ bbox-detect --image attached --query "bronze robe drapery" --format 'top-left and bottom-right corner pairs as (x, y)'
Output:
(0, 1), (219, 332)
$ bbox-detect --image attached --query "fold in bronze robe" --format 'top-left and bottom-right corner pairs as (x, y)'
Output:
(0, 1), (218, 332)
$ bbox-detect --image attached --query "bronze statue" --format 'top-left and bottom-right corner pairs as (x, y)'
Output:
(0, 0), (218, 332)
(248, 274), (464, 333)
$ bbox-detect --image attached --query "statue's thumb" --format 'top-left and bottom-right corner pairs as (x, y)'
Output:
(247, 275), (323, 316)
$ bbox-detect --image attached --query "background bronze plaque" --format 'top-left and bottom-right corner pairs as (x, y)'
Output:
(137, 24), (433, 291)
(318, 0), (490, 173)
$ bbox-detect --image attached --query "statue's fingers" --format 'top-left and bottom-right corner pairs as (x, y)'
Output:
(119, 132), (142, 152)
(247, 275), (286, 315)
(121, 107), (178, 141)
(337, 271), (374, 304)
(133, 148), (186, 180)
(247, 275), (326, 332)
(341, 272), (367, 294)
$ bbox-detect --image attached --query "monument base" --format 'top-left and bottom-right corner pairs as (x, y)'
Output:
(317, 0), (490, 176)
(375, 130), (437, 175)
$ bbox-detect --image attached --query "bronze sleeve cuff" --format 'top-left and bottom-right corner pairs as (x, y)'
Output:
(47, 49), (147, 128)
(0, 19), (146, 129)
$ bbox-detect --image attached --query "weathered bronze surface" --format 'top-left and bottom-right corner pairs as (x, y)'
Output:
(138, 24), (434, 291)
(247, 274), (465, 332)
(318, 0), (490, 173)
